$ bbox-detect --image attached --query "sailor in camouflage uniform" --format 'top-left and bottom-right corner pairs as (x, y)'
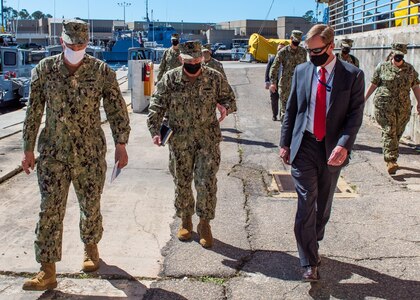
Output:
(336, 38), (359, 68)
(147, 41), (236, 249)
(365, 42), (420, 174)
(269, 30), (307, 122)
(156, 33), (182, 82)
(202, 44), (226, 78)
(21, 19), (130, 291)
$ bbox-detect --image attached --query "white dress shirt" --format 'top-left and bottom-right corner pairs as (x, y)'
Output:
(306, 55), (337, 134)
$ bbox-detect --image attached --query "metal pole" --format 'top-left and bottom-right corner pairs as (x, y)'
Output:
(118, 2), (131, 30)
(53, 0), (56, 44)
(1, 0), (4, 32)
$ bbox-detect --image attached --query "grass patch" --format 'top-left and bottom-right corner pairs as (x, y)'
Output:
(198, 276), (226, 286)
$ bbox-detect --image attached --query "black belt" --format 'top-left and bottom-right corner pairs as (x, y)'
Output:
(304, 131), (325, 142)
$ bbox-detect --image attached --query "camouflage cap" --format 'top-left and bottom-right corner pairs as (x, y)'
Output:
(179, 40), (203, 59)
(341, 38), (353, 48)
(61, 19), (89, 45)
(201, 43), (212, 52)
(291, 30), (303, 42)
(391, 42), (407, 55)
(171, 33), (180, 40)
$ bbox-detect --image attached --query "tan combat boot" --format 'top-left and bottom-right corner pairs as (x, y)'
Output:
(177, 216), (193, 241)
(82, 244), (100, 272)
(387, 162), (398, 175)
(197, 218), (213, 248)
(22, 262), (57, 291)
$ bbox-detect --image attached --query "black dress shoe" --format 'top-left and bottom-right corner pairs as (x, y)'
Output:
(302, 266), (320, 282)
(272, 116), (277, 121)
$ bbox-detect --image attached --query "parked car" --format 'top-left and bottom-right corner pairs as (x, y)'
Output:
(17, 43), (43, 50)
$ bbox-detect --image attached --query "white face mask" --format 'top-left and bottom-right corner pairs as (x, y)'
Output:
(64, 46), (86, 65)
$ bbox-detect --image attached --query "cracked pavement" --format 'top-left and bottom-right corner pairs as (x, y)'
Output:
(0, 63), (419, 299)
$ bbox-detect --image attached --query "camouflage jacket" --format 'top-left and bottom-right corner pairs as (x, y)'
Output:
(156, 47), (182, 81)
(371, 61), (420, 101)
(203, 58), (226, 78)
(147, 66), (236, 143)
(23, 54), (131, 163)
(269, 45), (307, 98)
(336, 53), (360, 68)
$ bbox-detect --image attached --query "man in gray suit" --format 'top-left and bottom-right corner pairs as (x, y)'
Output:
(279, 24), (365, 281)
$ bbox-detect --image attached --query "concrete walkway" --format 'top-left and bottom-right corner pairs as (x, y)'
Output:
(0, 62), (419, 299)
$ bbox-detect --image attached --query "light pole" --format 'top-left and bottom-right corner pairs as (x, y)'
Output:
(53, 0), (56, 44)
(1, 0), (4, 32)
(117, 2), (131, 29)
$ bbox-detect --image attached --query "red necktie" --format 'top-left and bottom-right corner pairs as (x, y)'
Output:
(314, 67), (326, 141)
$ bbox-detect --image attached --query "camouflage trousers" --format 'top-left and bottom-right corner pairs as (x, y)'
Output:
(279, 86), (291, 121)
(34, 155), (106, 263)
(374, 97), (411, 162)
(169, 140), (221, 220)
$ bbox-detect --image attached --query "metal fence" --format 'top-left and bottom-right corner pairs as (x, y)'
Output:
(328, 0), (420, 34)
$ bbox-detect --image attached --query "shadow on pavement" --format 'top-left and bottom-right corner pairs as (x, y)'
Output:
(221, 128), (243, 134)
(353, 143), (418, 155)
(210, 239), (420, 299)
(36, 260), (187, 299)
(391, 166), (420, 181)
(222, 135), (278, 148)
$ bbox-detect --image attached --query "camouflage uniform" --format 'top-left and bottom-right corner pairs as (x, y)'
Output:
(22, 22), (130, 263)
(336, 52), (359, 68)
(336, 38), (359, 67)
(202, 44), (226, 78)
(203, 58), (226, 78)
(156, 33), (182, 82)
(147, 41), (236, 220)
(269, 31), (307, 119)
(371, 43), (420, 163)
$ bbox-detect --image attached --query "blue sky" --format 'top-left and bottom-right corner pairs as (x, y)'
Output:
(5, 0), (325, 23)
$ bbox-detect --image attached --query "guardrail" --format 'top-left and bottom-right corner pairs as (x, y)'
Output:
(328, 0), (420, 34)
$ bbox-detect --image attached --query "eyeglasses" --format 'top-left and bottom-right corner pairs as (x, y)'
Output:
(306, 43), (330, 54)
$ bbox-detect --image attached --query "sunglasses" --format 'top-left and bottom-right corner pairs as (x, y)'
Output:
(306, 43), (330, 54)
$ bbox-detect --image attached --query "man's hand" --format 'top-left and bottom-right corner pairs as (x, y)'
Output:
(115, 144), (128, 169)
(327, 146), (348, 166)
(279, 146), (291, 165)
(22, 151), (35, 174)
(152, 135), (162, 146)
(217, 103), (227, 123)
(265, 82), (270, 90)
(269, 84), (277, 93)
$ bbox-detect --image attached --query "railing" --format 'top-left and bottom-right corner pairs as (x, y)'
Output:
(328, 0), (420, 34)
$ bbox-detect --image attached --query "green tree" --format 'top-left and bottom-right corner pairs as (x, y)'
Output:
(3, 6), (18, 19)
(31, 10), (45, 20)
(45, 14), (53, 18)
(18, 9), (31, 20)
(302, 10), (315, 22)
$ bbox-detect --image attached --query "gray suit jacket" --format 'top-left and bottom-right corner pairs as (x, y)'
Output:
(280, 59), (365, 172)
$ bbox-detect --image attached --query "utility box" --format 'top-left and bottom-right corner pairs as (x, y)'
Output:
(129, 59), (154, 113)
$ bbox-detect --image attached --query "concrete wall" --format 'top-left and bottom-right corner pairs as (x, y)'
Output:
(338, 24), (420, 143)
(206, 29), (235, 47)
(218, 20), (277, 38)
(277, 17), (314, 39)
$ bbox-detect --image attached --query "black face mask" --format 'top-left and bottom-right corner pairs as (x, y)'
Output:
(393, 54), (404, 62)
(292, 41), (300, 47)
(183, 63), (201, 74)
(342, 47), (350, 55)
(172, 40), (179, 46)
(310, 51), (330, 67)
